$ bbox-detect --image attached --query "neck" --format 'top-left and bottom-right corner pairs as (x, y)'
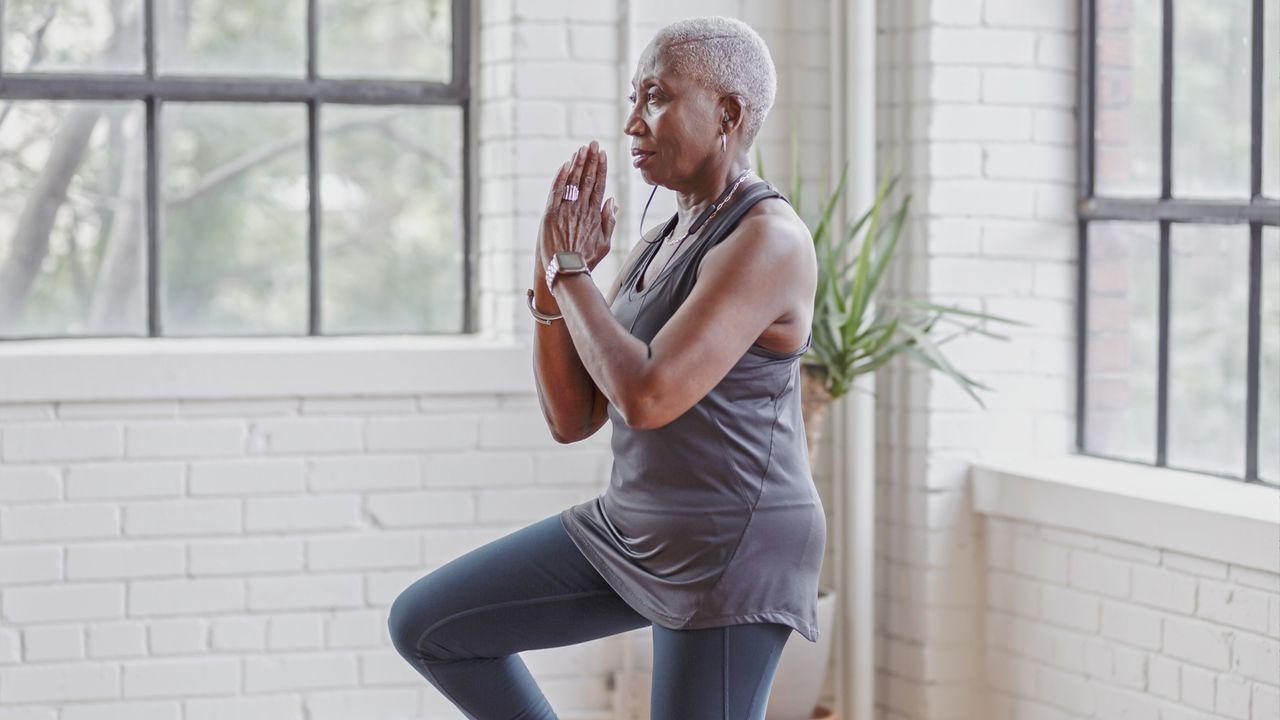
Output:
(673, 156), (752, 232)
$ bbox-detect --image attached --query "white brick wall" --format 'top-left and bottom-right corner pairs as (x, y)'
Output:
(983, 516), (1280, 720)
(874, 0), (1078, 716)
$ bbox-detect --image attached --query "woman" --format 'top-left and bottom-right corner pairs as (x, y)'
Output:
(389, 16), (824, 719)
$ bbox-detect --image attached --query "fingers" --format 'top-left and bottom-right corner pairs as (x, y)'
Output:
(565, 145), (589, 201)
(600, 197), (618, 241)
(588, 142), (607, 212)
(546, 157), (572, 213)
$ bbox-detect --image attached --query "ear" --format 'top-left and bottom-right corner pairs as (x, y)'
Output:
(719, 94), (747, 136)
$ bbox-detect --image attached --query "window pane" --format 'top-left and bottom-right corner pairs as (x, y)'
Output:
(1261, 227), (1279, 483)
(319, 0), (452, 81)
(1085, 222), (1159, 462)
(2, 0), (143, 74)
(1265, 0), (1279, 198)
(162, 103), (308, 335)
(1095, 0), (1162, 197)
(156, 0), (306, 77)
(319, 105), (463, 334)
(1171, 0), (1252, 199)
(0, 101), (147, 338)
(1166, 224), (1249, 476)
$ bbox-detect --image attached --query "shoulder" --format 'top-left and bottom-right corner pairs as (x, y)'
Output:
(702, 194), (812, 272)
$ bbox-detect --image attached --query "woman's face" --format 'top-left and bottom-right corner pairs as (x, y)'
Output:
(625, 44), (723, 188)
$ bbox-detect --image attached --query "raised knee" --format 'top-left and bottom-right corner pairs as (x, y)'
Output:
(389, 581), (444, 662)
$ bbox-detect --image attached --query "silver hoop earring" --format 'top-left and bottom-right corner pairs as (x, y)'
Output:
(720, 132), (726, 152)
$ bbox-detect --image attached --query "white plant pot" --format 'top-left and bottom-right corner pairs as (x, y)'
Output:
(764, 587), (837, 720)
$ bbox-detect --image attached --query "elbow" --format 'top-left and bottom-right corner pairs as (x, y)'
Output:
(620, 384), (657, 432)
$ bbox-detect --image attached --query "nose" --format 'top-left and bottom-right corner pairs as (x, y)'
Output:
(623, 101), (645, 138)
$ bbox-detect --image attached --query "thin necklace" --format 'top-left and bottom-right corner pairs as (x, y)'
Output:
(637, 168), (753, 294)
(663, 168), (754, 246)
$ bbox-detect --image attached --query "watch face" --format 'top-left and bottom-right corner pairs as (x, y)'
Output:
(555, 252), (586, 271)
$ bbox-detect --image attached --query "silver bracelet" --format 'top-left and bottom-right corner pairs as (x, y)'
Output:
(527, 288), (563, 325)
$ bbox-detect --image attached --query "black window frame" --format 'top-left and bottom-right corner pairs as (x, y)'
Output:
(0, 0), (473, 339)
(1077, 0), (1279, 485)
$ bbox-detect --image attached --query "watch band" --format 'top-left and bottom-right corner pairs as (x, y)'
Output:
(545, 254), (590, 293)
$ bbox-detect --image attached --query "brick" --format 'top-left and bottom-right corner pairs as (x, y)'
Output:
(129, 579), (244, 617)
(981, 68), (1075, 107)
(1217, 674), (1252, 720)
(1164, 551), (1228, 579)
(1148, 654), (1179, 700)
(67, 542), (184, 580)
(2, 423), (122, 463)
(188, 458), (305, 495)
(244, 653), (358, 692)
(983, 144), (1074, 182)
(0, 627), (18, 663)
(326, 610), (384, 649)
(0, 663), (119, 703)
(1011, 536), (1069, 583)
(4, 583), (124, 623)
(1164, 616), (1232, 670)
(928, 106), (1033, 142)
(1255, 685), (1280, 720)
(188, 538), (304, 576)
(248, 574), (364, 611)
(87, 622), (147, 659)
(308, 454), (420, 492)
(65, 463), (183, 499)
(1, 504), (119, 541)
(1093, 685), (1159, 720)
(124, 500), (240, 537)
(1232, 631), (1280, 684)
(477, 486), (593, 523)
(0, 466), (60, 502)
(1132, 566), (1196, 613)
(1100, 600), (1161, 650)
(1197, 579), (1271, 633)
(209, 617), (264, 652)
(245, 495), (362, 533)
(62, 702), (179, 720)
(148, 619), (207, 656)
(122, 658), (240, 698)
(1069, 551), (1131, 598)
(367, 490), (476, 527)
(266, 615), (323, 651)
(248, 418), (362, 454)
(984, 0), (1077, 30)
(0, 546), (62, 584)
(366, 414), (479, 452)
(568, 25), (613, 61)
(307, 532), (420, 571)
(1038, 665), (1096, 715)
(126, 421), (242, 459)
(1182, 664), (1216, 710)
(1041, 585), (1100, 632)
(185, 696), (303, 720)
(927, 28), (1037, 66)
(1111, 644), (1147, 689)
(305, 688), (419, 720)
(427, 450), (536, 487)
(1228, 565), (1280, 592)
(24, 624), (84, 662)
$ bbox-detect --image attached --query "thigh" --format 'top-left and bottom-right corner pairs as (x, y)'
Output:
(650, 622), (793, 720)
(389, 512), (650, 663)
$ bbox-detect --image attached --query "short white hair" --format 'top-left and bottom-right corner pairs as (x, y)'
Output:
(650, 16), (777, 149)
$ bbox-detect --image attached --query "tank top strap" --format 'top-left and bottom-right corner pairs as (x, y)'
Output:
(670, 180), (789, 295)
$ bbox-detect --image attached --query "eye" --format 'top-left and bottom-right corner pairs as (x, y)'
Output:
(627, 91), (658, 105)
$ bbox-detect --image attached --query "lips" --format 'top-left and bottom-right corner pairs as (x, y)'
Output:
(631, 149), (655, 168)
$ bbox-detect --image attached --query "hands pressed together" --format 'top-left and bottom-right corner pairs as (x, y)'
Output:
(537, 140), (619, 274)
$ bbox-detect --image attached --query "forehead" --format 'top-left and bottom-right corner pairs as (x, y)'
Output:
(630, 44), (677, 87)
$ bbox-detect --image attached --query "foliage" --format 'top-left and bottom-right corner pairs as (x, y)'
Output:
(755, 127), (1029, 409)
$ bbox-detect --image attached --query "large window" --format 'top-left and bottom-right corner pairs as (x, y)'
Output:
(1078, 0), (1279, 484)
(0, 0), (471, 339)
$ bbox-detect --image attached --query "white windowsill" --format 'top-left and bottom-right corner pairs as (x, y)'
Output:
(0, 335), (535, 403)
(972, 453), (1280, 573)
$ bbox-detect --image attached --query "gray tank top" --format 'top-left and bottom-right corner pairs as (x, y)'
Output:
(559, 179), (827, 642)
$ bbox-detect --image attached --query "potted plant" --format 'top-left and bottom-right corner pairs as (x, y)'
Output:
(756, 142), (1027, 720)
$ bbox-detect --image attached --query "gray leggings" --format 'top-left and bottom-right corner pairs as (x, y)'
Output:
(388, 512), (792, 719)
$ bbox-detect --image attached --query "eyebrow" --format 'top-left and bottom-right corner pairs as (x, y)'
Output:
(630, 76), (660, 89)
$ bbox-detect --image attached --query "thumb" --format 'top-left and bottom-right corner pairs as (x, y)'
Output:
(601, 198), (618, 240)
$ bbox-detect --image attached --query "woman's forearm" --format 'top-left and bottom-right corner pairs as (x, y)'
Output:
(530, 263), (600, 443)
